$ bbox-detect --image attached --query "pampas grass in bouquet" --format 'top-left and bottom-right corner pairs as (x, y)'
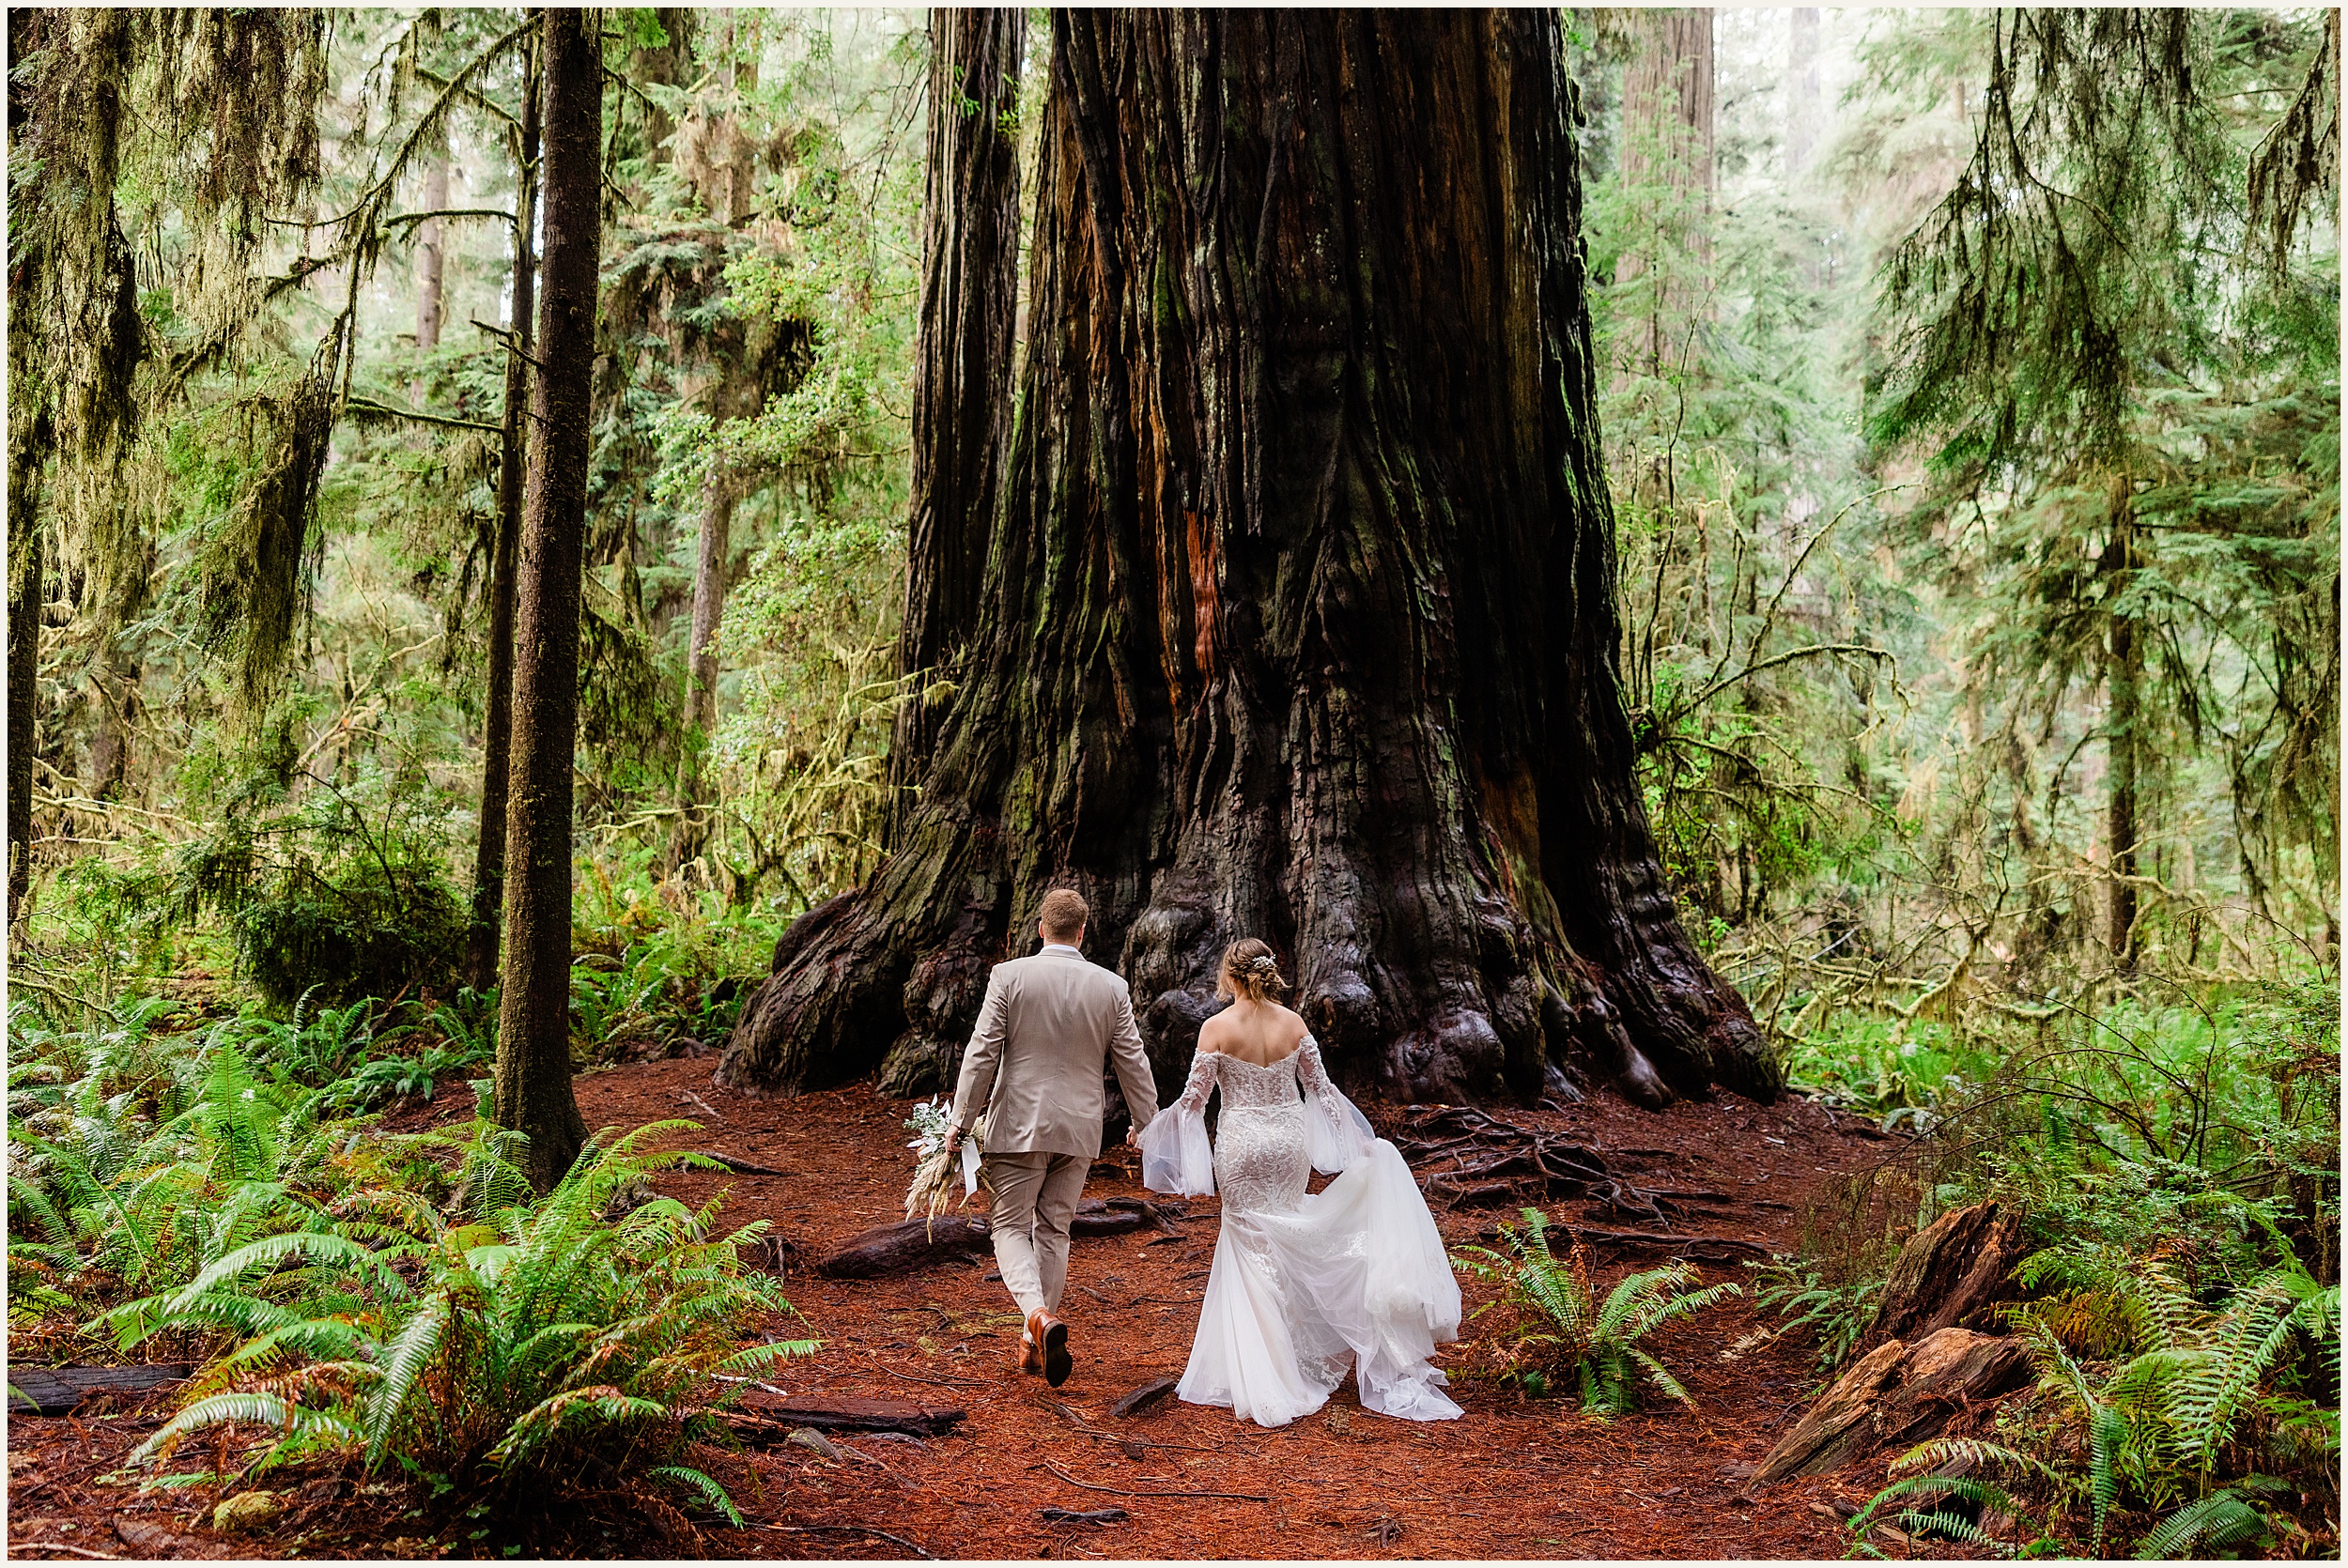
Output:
(904, 1098), (986, 1235)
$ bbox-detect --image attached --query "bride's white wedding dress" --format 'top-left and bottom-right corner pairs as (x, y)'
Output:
(1136, 1035), (1462, 1428)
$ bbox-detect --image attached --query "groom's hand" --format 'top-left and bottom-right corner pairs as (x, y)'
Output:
(945, 1124), (966, 1155)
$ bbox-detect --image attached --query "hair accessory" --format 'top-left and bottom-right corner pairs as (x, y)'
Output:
(1247, 953), (1278, 974)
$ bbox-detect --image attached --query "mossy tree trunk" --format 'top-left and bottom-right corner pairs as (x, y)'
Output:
(718, 10), (1777, 1111)
(494, 8), (595, 1191)
(669, 471), (738, 870)
(2105, 479), (2140, 970)
(7, 13), (44, 922)
(464, 41), (539, 993)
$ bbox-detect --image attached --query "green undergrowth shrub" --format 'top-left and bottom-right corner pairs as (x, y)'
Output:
(565, 848), (783, 1063)
(1849, 1253), (2339, 1558)
(121, 1122), (810, 1522)
(1810, 973), (2343, 1557)
(1452, 1207), (1743, 1418)
(8, 1024), (472, 1342)
(181, 745), (471, 1007)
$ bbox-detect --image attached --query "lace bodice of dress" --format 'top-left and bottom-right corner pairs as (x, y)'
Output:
(1172, 1035), (1355, 1123)
(1171, 1036), (1363, 1221)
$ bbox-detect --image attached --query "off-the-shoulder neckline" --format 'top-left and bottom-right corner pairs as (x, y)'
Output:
(1202, 1034), (1314, 1070)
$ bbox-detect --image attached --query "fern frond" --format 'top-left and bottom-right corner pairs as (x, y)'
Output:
(1889, 1436), (2062, 1485)
(131, 1391), (293, 1465)
(365, 1293), (450, 1470)
(1625, 1345), (1695, 1408)
(2134, 1487), (2269, 1560)
(649, 1465), (745, 1526)
(493, 1386), (668, 1468)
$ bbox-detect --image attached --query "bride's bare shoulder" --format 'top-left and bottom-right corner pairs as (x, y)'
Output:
(1272, 1004), (1309, 1045)
(1196, 1011), (1234, 1053)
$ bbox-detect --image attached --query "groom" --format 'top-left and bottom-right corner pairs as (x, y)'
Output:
(945, 888), (1158, 1387)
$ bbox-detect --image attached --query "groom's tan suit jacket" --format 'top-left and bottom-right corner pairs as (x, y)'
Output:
(950, 946), (1160, 1158)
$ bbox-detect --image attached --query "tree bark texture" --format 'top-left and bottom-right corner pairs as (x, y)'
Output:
(890, 7), (1027, 824)
(7, 514), (39, 921)
(2106, 484), (2139, 969)
(718, 11), (1777, 1111)
(7, 10), (44, 921)
(1614, 8), (1715, 379)
(464, 43), (539, 993)
(494, 8), (595, 1191)
(414, 140), (447, 352)
(670, 471), (739, 869)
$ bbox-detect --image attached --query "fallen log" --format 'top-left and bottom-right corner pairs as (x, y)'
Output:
(815, 1218), (992, 1279)
(1106, 1376), (1180, 1419)
(8, 1363), (193, 1416)
(817, 1196), (1182, 1279)
(1860, 1201), (2025, 1352)
(1752, 1327), (2033, 1486)
(734, 1393), (966, 1438)
(1069, 1208), (1150, 1239)
(1566, 1226), (1773, 1262)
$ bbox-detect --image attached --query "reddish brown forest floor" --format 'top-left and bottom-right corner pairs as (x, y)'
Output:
(8, 1057), (1950, 1560)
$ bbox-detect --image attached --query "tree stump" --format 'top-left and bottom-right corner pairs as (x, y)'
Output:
(1752, 1328), (2033, 1486)
(1861, 1201), (2025, 1352)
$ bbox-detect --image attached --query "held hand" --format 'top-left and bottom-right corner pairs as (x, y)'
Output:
(1125, 1120), (1145, 1149)
(944, 1125), (965, 1156)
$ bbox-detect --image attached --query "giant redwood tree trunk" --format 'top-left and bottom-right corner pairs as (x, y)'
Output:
(889, 7), (1027, 821)
(494, 8), (595, 1191)
(718, 10), (1777, 1111)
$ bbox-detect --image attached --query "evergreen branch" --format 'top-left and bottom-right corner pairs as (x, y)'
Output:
(343, 397), (504, 435)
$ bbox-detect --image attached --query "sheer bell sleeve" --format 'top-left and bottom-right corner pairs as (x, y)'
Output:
(1138, 1050), (1219, 1196)
(1295, 1035), (1377, 1176)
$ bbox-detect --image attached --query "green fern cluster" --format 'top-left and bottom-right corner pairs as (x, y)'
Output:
(1849, 1253), (2340, 1559)
(9, 1034), (442, 1328)
(8, 991), (519, 1330)
(117, 1121), (810, 1517)
(1453, 1207), (1742, 1418)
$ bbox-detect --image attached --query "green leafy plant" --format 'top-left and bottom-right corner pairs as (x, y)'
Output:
(120, 1121), (812, 1519)
(1748, 1253), (1887, 1374)
(1846, 1437), (2057, 1558)
(1846, 1255), (2340, 1558)
(1453, 1207), (1742, 1418)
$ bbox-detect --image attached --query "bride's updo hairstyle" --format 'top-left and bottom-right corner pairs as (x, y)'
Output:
(1217, 938), (1288, 1004)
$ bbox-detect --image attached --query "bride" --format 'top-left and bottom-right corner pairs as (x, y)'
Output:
(1136, 940), (1462, 1428)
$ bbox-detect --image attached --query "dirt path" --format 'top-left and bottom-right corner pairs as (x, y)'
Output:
(7, 1059), (1923, 1560)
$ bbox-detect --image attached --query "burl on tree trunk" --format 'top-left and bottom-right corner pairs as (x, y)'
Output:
(718, 11), (1777, 1110)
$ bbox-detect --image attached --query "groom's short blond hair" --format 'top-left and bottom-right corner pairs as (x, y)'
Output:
(1039, 888), (1088, 942)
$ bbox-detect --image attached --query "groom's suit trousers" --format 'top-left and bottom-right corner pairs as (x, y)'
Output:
(984, 1150), (1089, 1318)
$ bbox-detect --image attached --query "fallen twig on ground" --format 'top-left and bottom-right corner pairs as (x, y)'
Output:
(751, 1521), (936, 1559)
(1038, 1458), (1267, 1503)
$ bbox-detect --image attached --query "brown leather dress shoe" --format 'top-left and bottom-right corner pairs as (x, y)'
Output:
(1015, 1331), (1043, 1376)
(1028, 1311), (1072, 1387)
